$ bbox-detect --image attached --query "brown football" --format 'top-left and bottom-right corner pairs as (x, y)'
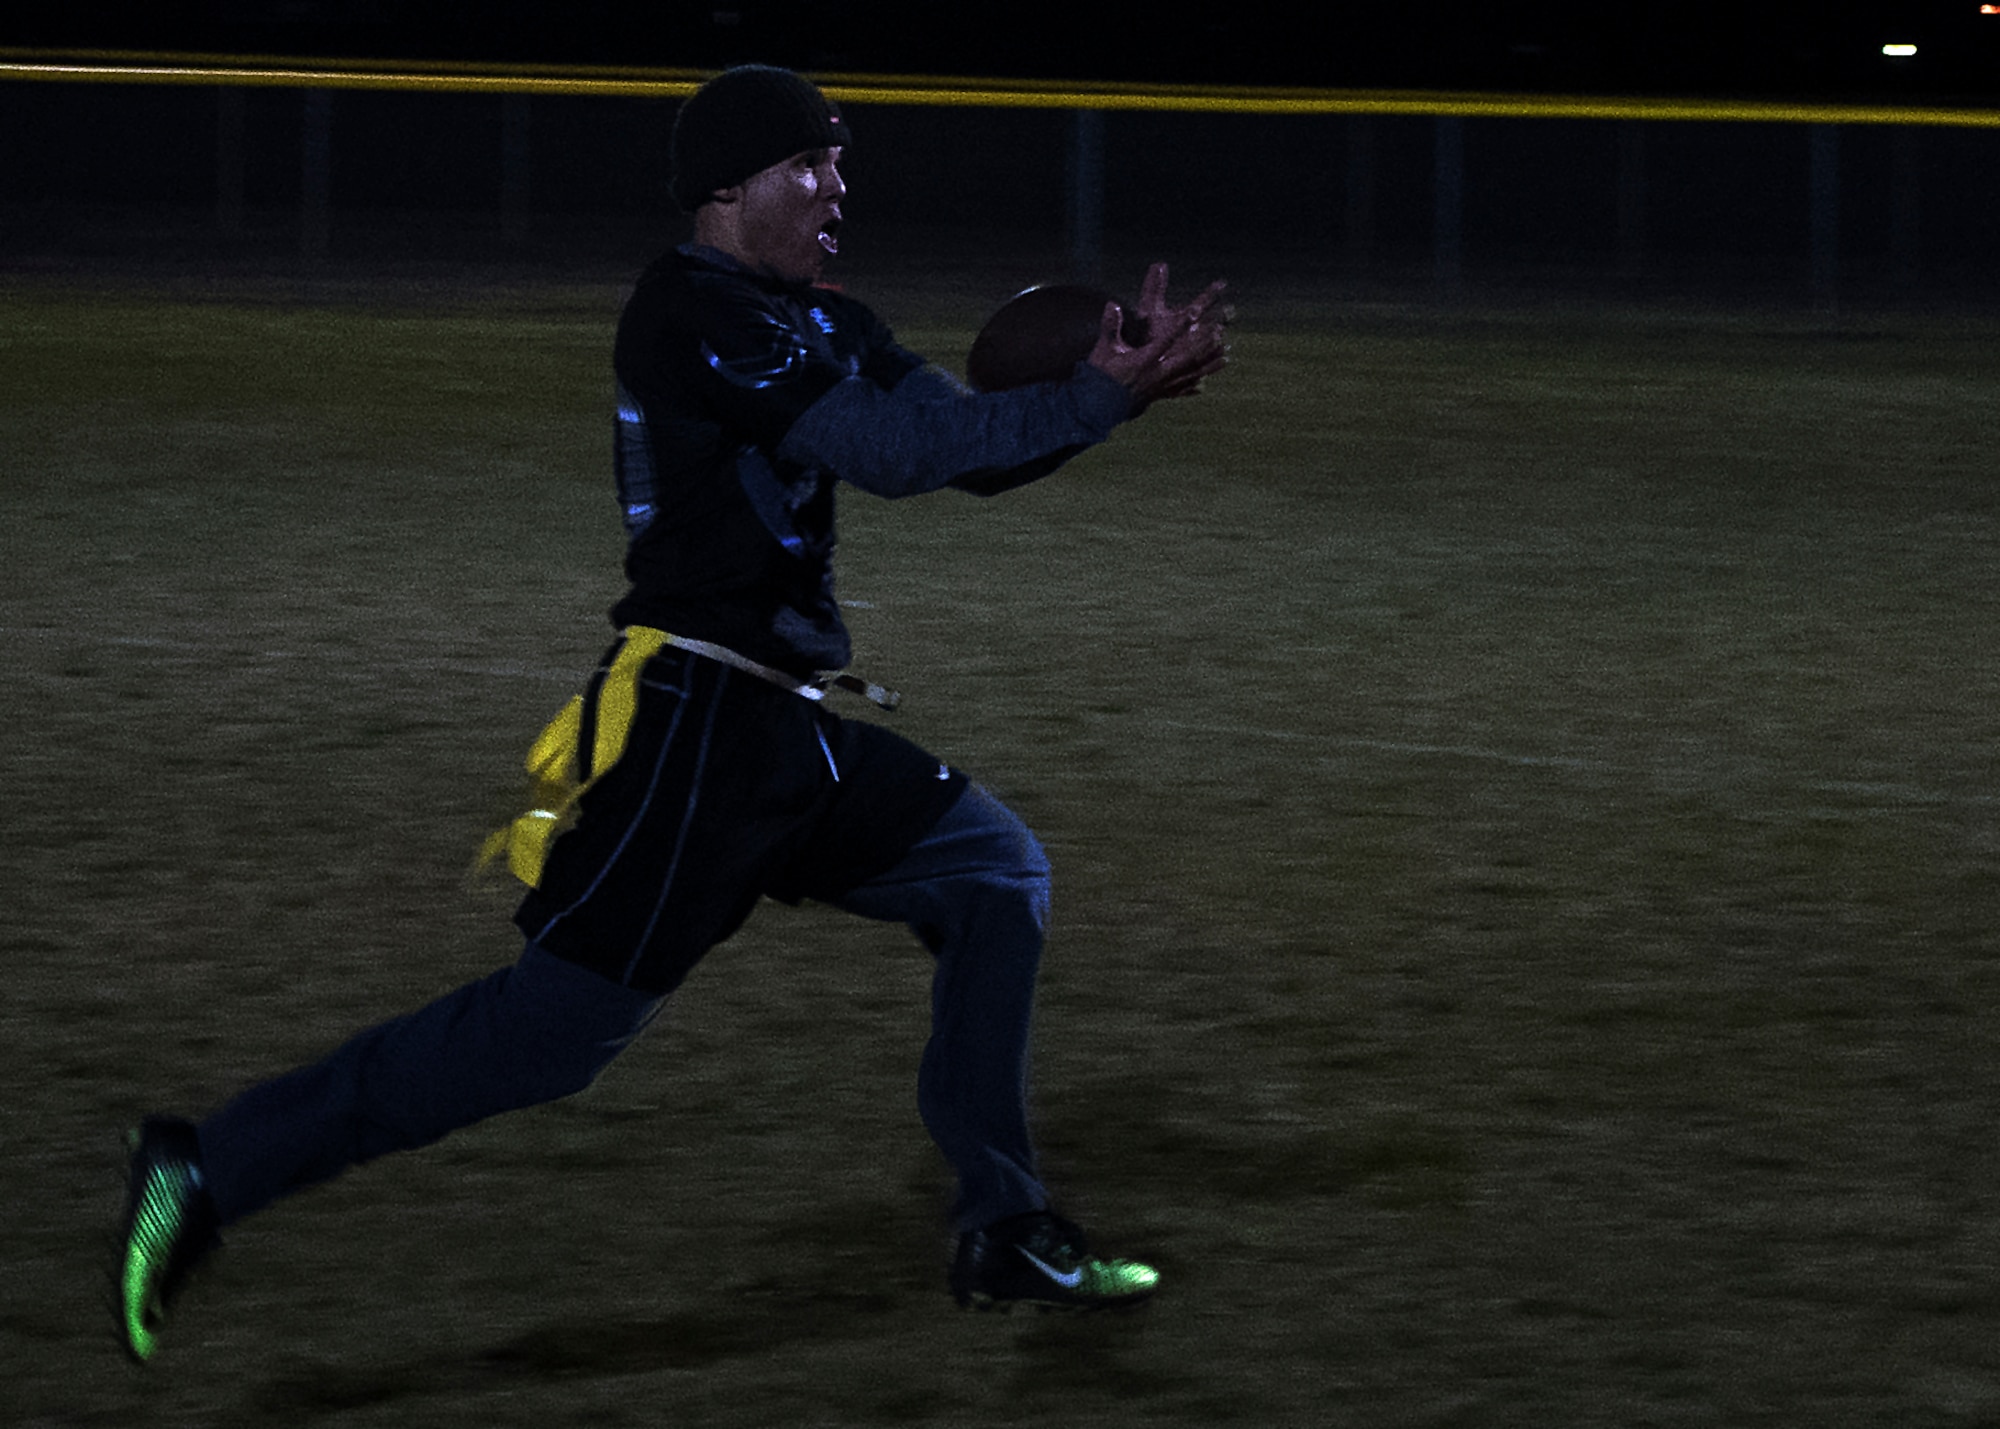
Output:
(965, 284), (1150, 392)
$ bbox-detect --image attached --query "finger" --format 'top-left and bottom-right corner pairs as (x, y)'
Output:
(1182, 348), (1228, 381)
(1153, 359), (1223, 400)
(1166, 320), (1229, 365)
(1136, 262), (1170, 316)
(1164, 341), (1229, 379)
(1151, 281), (1228, 352)
(1130, 300), (1191, 363)
(1097, 299), (1126, 350)
(1181, 279), (1229, 327)
(1158, 335), (1229, 385)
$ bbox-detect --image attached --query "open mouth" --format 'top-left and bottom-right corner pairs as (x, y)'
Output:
(817, 214), (842, 256)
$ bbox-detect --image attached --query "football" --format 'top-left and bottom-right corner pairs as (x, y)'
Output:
(965, 284), (1150, 392)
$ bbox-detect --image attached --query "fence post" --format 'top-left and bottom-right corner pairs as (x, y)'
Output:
(502, 94), (531, 246)
(1616, 121), (1646, 280)
(1067, 107), (1105, 285)
(1433, 116), (1464, 300)
(1808, 124), (1839, 311)
(1345, 114), (1375, 274)
(1891, 125), (1920, 290)
(216, 87), (245, 237)
(301, 88), (332, 261)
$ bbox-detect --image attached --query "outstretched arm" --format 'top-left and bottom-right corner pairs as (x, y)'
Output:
(775, 361), (1131, 498)
(772, 262), (1229, 499)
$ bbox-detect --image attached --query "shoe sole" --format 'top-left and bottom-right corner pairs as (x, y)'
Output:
(954, 1288), (1157, 1314)
(115, 1121), (219, 1364)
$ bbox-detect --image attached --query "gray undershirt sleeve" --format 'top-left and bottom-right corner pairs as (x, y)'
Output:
(774, 362), (1133, 498)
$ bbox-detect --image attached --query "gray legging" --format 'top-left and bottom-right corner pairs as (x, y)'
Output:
(195, 783), (1051, 1235)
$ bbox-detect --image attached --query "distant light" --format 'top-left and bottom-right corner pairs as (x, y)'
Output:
(1882, 43), (1919, 56)
(1984, 5), (2000, 14)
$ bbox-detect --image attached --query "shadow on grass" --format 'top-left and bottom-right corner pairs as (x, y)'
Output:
(1006, 1308), (1206, 1415)
(251, 1294), (871, 1415)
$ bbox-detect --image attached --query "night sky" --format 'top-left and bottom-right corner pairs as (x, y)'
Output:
(10, 2), (2000, 101)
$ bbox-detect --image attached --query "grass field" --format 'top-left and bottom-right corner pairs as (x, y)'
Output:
(5, 259), (2000, 1427)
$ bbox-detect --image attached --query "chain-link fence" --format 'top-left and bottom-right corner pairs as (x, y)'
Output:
(5, 56), (1999, 307)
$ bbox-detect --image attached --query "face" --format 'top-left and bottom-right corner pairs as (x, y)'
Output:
(724, 146), (846, 284)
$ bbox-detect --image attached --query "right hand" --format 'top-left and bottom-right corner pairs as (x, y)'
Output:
(1086, 262), (1232, 414)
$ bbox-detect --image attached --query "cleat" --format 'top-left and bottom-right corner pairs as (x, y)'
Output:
(117, 1117), (219, 1363)
(949, 1211), (1159, 1311)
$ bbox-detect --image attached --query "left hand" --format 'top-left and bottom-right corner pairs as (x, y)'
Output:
(1087, 262), (1232, 414)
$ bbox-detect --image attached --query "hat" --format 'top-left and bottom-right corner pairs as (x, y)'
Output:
(670, 65), (850, 213)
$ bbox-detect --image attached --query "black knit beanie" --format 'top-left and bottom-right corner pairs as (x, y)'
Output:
(670, 65), (850, 213)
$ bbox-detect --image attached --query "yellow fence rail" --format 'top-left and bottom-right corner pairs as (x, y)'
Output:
(4, 47), (2000, 127)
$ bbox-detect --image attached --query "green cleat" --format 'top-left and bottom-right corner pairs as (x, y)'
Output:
(117, 1117), (219, 1363)
(949, 1211), (1159, 1311)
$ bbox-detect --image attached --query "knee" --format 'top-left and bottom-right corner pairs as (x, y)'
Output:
(506, 943), (665, 1097)
(960, 787), (1052, 927)
(1007, 837), (1052, 931)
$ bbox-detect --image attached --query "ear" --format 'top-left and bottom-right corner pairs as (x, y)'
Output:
(706, 184), (743, 207)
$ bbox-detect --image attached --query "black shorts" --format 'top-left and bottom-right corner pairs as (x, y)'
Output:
(514, 641), (969, 994)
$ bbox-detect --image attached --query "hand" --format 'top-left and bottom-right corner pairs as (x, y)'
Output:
(1086, 262), (1232, 415)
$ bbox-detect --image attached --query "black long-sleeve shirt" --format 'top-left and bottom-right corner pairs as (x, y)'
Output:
(608, 244), (1130, 677)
